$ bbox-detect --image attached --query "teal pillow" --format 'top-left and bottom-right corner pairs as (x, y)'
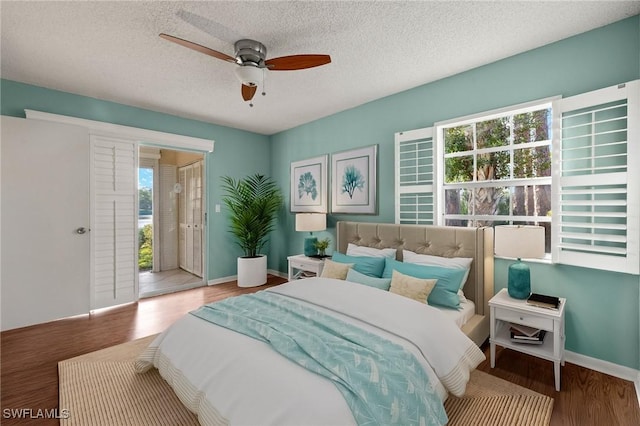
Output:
(346, 269), (391, 291)
(382, 258), (465, 309)
(332, 252), (386, 278)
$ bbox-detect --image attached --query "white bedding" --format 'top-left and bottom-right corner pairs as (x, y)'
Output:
(135, 278), (484, 426)
(438, 298), (476, 328)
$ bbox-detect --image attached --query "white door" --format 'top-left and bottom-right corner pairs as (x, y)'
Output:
(185, 164), (194, 272)
(1, 116), (90, 330)
(90, 135), (137, 310)
(178, 166), (188, 271)
(191, 161), (203, 277)
(177, 161), (203, 277)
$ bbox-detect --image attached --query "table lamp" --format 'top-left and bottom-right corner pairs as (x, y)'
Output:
(494, 225), (545, 299)
(295, 213), (326, 257)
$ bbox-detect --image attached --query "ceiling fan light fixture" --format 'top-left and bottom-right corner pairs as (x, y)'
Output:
(235, 66), (262, 87)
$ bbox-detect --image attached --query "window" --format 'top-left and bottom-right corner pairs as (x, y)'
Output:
(435, 99), (554, 252)
(394, 80), (639, 274)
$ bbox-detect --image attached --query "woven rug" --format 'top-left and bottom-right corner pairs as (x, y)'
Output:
(59, 335), (553, 426)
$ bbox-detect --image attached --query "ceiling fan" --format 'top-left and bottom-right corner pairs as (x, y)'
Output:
(159, 33), (331, 105)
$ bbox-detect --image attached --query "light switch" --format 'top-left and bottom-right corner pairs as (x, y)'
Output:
(215, 204), (221, 213)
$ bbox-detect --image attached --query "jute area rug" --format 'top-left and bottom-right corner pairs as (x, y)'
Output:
(59, 335), (553, 426)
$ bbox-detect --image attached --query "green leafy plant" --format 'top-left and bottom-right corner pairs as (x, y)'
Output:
(221, 173), (283, 258)
(138, 224), (153, 270)
(314, 237), (331, 255)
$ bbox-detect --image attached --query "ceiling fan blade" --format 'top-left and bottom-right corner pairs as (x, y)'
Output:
(241, 84), (257, 101)
(159, 33), (236, 63)
(265, 54), (331, 71)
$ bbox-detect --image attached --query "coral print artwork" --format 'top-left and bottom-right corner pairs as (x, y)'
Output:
(290, 155), (327, 213)
(331, 145), (377, 214)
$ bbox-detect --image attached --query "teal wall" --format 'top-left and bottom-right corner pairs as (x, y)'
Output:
(2, 16), (638, 370)
(270, 16), (640, 370)
(0, 80), (271, 280)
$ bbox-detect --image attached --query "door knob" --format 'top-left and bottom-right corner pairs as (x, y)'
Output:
(76, 227), (90, 234)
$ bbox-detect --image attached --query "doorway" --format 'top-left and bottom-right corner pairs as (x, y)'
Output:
(138, 146), (206, 297)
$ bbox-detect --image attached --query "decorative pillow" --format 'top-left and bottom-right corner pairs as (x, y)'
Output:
(332, 252), (386, 278)
(402, 250), (473, 291)
(320, 259), (353, 280)
(345, 269), (392, 291)
(346, 243), (396, 259)
(382, 258), (466, 309)
(389, 270), (437, 304)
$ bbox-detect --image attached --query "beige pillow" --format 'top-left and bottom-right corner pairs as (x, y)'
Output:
(389, 270), (437, 304)
(320, 259), (353, 280)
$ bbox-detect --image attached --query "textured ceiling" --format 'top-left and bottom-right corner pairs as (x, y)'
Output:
(1, 1), (639, 135)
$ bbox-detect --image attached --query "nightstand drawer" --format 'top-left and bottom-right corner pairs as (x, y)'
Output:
(494, 307), (553, 330)
(290, 260), (315, 270)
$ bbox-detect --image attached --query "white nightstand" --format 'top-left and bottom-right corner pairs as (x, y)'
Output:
(489, 288), (566, 391)
(287, 255), (325, 281)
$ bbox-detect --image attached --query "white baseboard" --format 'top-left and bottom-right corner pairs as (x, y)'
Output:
(207, 275), (237, 285)
(635, 373), (640, 410)
(207, 270), (287, 286)
(268, 269), (288, 279)
(565, 350), (640, 384)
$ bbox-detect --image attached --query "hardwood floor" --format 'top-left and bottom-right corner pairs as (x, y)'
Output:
(2, 275), (638, 425)
(477, 346), (640, 426)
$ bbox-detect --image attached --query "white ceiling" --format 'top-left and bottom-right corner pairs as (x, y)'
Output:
(2, 1), (638, 135)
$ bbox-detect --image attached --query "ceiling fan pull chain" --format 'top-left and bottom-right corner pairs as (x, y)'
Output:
(262, 68), (267, 97)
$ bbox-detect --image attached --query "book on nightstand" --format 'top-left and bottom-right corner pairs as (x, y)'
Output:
(527, 293), (560, 310)
(510, 327), (546, 344)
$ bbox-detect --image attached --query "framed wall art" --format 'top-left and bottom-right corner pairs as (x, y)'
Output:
(331, 145), (377, 214)
(290, 155), (328, 212)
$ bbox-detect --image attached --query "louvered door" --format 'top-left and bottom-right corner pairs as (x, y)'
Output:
(91, 135), (137, 309)
(159, 164), (178, 271)
(191, 161), (203, 277)
(178, 161), (203, 277)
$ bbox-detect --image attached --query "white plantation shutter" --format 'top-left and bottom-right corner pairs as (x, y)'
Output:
(159, 164), (179, 271)
(91, 135), (138, 309)
(395, 127), (435, 224)
(552, 80), (639, 274)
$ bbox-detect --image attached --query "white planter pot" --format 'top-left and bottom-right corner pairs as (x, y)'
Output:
(237, 255), (267, 287)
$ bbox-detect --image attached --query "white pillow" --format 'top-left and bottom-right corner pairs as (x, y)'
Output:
(402, 250), (473, 271)
(347, 243), (396, 259)
(402, 250), (473, 301)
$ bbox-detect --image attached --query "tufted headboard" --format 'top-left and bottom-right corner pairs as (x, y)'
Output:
(336, 221), (494, 346)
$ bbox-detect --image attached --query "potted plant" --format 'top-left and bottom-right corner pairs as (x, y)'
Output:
(221, 173), (283, 287)
(314, 238), (331, 257)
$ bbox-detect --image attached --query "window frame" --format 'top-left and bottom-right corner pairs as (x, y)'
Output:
(434, 96), (558, 232)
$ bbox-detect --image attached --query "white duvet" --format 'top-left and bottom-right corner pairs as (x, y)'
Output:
(135, 278), (485, 425)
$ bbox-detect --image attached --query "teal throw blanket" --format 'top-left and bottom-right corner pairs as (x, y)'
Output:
(191, 291), (447, 426)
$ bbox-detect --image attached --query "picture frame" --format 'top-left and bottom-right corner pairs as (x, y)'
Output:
(331, 145), (377, 214)
(290, 155), (328, 212)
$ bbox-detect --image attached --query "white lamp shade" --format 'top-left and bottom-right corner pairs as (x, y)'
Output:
(494, 225), (545, 259)
(295, 213), (326, 232)
(235, 66), (262, 86)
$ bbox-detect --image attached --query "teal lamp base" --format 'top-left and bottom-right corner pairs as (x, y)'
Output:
(303, 236), (318, 257)
(507, 259), (531, 299)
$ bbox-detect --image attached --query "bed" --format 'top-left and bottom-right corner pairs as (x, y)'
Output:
(135, 221), (494, 425)
(336, 221), (494, 347)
